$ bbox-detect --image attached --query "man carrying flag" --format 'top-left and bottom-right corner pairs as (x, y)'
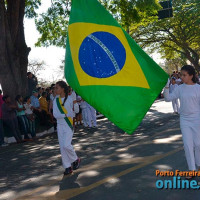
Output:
(65, 0), (168, 134)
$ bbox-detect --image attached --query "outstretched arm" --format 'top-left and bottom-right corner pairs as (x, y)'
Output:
(163, 79), (179, 102)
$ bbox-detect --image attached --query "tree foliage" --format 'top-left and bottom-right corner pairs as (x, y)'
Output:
(35, 0), (200, 71)
(25, 0), (41, 18)
(2, 0), (198, 98)
(35, 0), (70, 47)
(163, 57), (187, 74)
(34, 0), (160, 48)
(130, 0), (200, 70)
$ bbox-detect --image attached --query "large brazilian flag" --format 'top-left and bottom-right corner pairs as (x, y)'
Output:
(65, 0), (168, 134)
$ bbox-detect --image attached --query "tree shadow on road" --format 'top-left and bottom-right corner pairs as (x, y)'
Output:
(0, 105), (183, 200)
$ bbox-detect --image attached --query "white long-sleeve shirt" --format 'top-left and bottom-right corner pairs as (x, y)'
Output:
(53, 96), (74, 125)
(80, 101), (87, 109)
(169, 83), (178, 94)
(164, 83), (200, 120)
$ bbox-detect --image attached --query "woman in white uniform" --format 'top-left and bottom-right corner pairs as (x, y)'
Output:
(53, 81), (81, 175)
(164, 65), (200, 178)
(86, 103), (97, 128)
(80, 99), (88, 127)
(169, 77), (180, 114)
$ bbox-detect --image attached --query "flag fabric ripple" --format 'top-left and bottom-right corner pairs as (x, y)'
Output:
(65, 0), (168, 134)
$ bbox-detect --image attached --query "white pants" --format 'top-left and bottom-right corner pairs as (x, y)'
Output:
(180, 121), (200, 170)
(87, 106), (97, 127)
(82, 108), (88, 127)
(57, 123), (78, 168)
(172, 99), (180, 113)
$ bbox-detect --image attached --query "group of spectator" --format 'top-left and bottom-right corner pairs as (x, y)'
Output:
(170, 70), (200, 85)
(0, 72), (57, 147)
(0, 72), (98, 147)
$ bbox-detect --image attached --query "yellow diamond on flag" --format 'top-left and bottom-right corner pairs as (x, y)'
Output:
(68, 23), (150, 89)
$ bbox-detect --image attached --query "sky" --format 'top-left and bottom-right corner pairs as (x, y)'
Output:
(24, 1), (65, 82)
(23, 0), (163, 83)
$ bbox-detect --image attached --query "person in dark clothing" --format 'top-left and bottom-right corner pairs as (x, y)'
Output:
(27, 72), (38, 96)
(37, 87), (43, 98)
(45, 88), (51, 102)
(0, 90), (8, 147)
(2, 95), (23, 143)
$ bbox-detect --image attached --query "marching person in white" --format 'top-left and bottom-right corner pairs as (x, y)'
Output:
(68, 87), (79, 128)
(53, 81), (81, 175)
(80, 99), (88, 127)
(164, 65), (200, 179)
(86, 102), (97, 128)
(169, 77), (180, 114)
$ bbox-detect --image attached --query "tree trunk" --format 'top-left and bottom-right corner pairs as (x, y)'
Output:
(0, 0), (30, 102)
(190, 51), (200, 72)
(183, 47), (200, 72)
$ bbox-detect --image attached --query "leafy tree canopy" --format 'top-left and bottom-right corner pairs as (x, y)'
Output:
(24, 0), (200, 70)
(130, 0), (200, 69)
(25, 0), (41, 18)
(33, 0), (161, 47)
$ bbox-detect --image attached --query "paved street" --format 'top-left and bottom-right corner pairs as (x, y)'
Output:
(0, 99), (199, 200)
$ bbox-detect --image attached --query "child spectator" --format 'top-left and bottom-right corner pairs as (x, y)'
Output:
(15, 95), (31, 141)
(24, 96), (36, 139)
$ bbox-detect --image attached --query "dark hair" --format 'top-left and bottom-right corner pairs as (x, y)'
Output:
(24, 96), (30, 103)
(0, 89), (2, 95)
(42, 91), (47, 97)
(56, 81), (69, 106)
(181, 65), (197, 83)
(3, 95), (9, 101)
(68, 86), (72, 93)
(51, 84), (55, 89)
(27, 72), (32, 76)
(15, 95), (22, 102)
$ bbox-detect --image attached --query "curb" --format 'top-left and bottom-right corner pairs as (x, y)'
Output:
(4, 127), (55, 144)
